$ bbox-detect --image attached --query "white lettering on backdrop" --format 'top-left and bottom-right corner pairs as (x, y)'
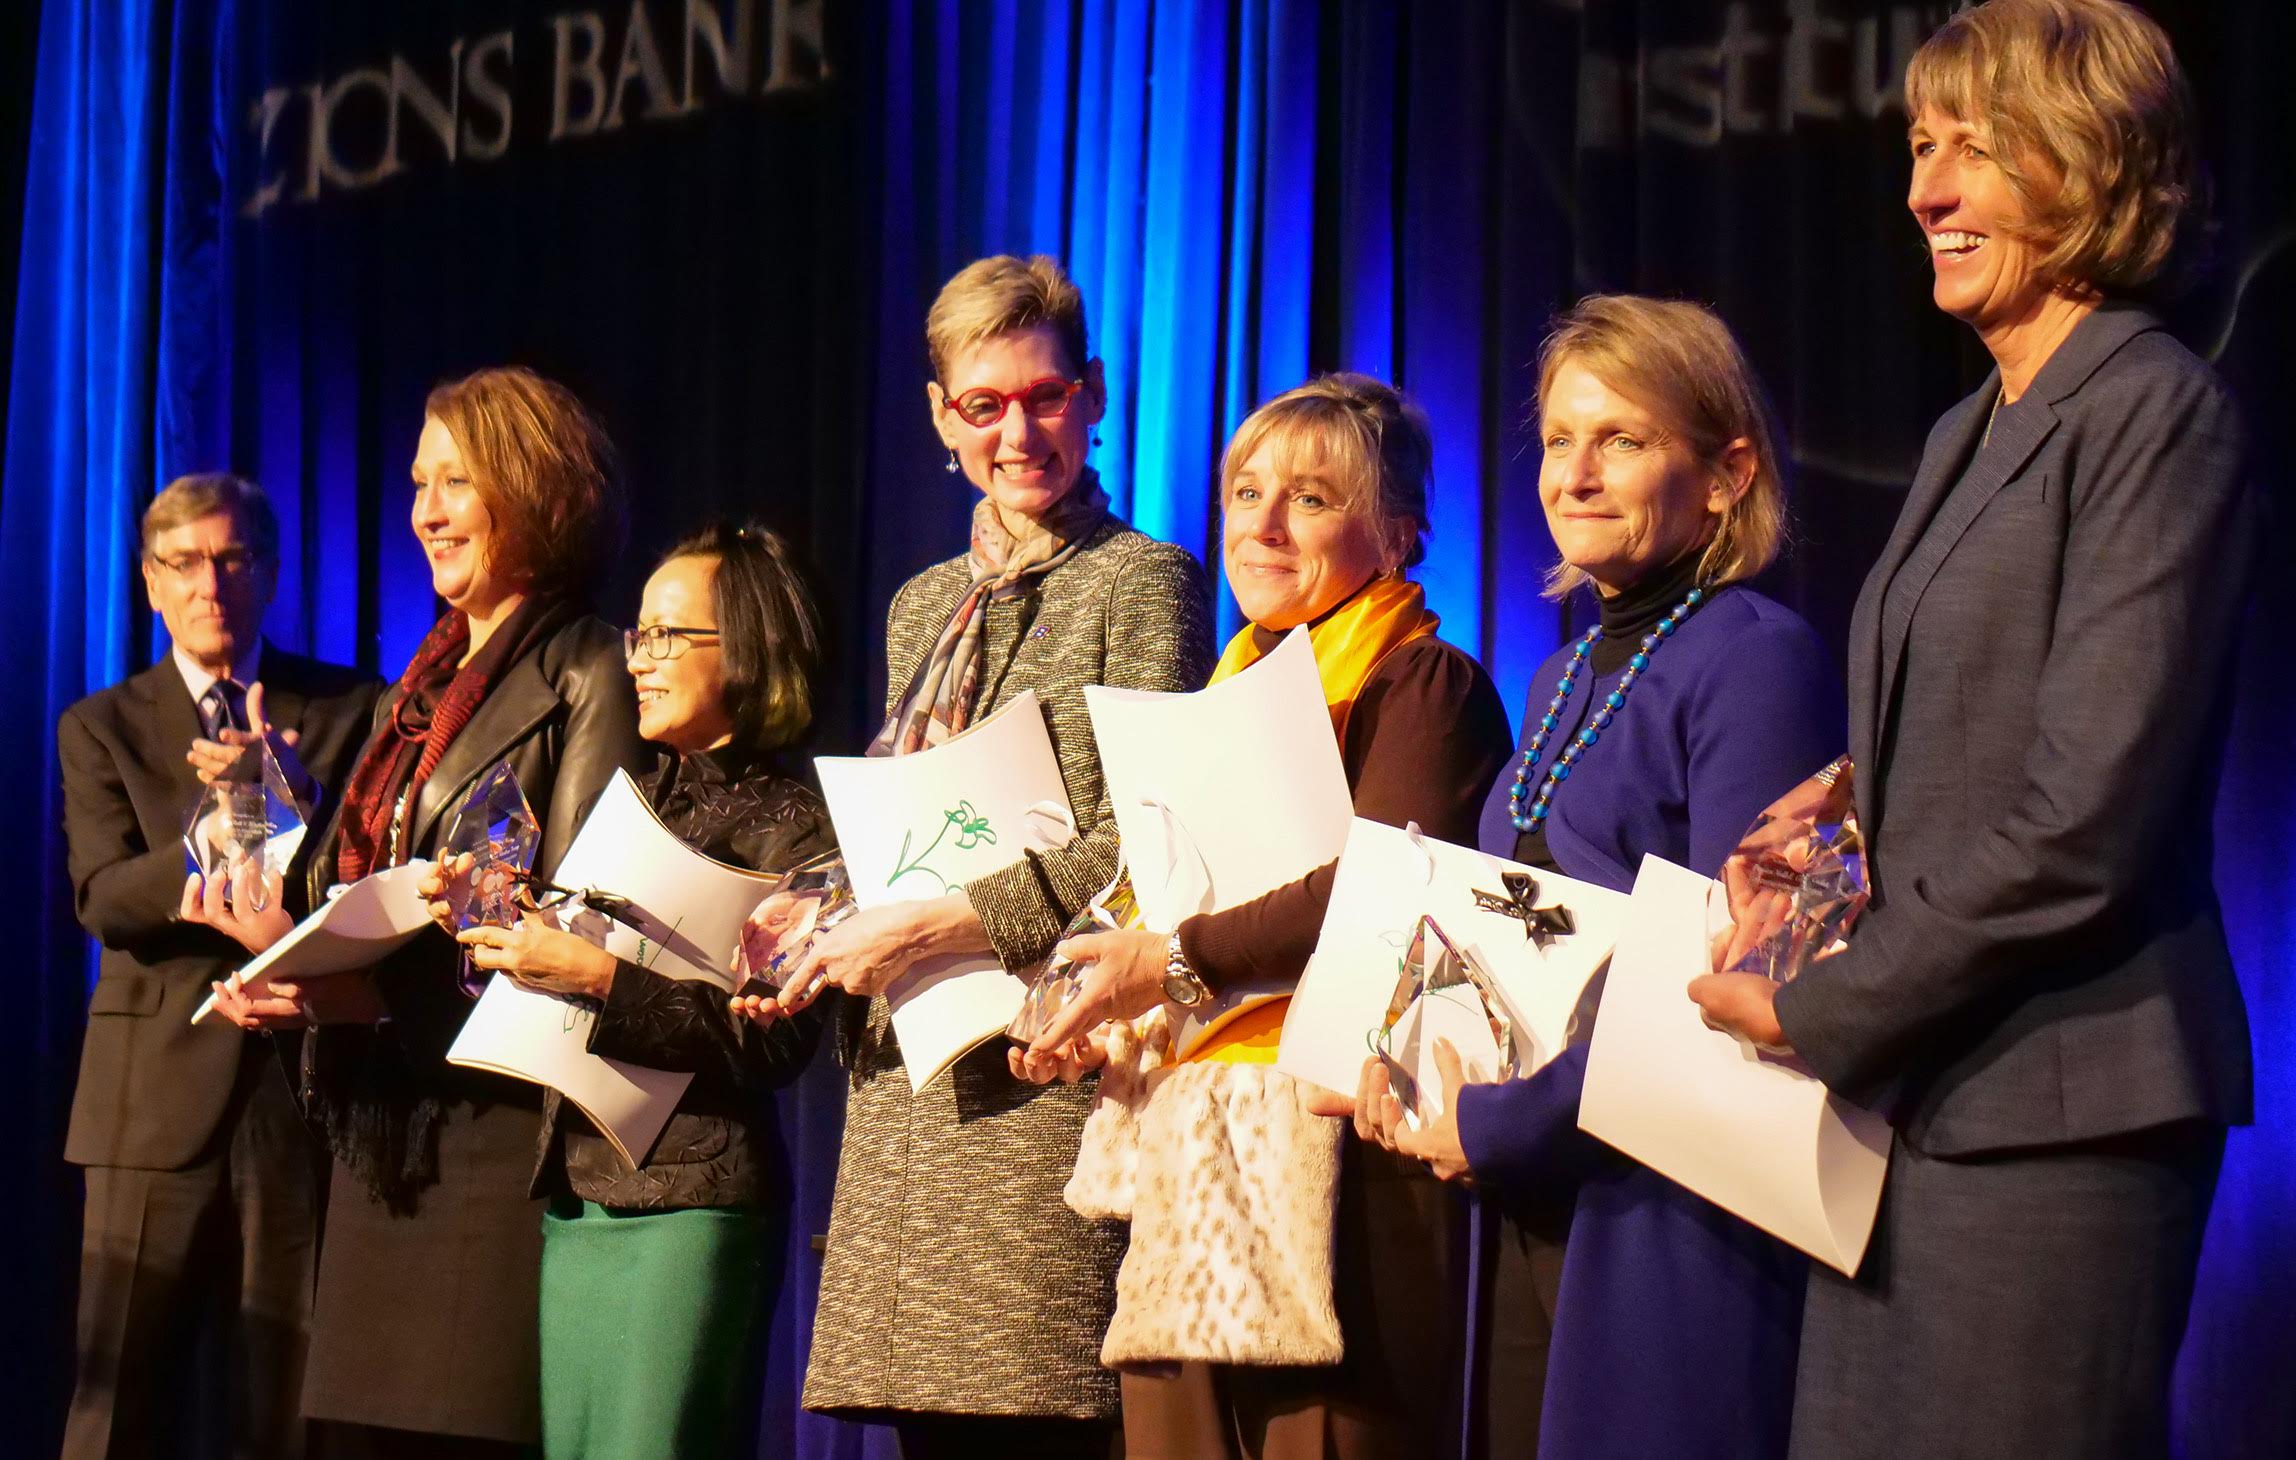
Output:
(242, 0), (829, 217)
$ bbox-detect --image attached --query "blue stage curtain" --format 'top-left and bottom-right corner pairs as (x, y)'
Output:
(2, 0), (173, 1446)
(9, 3), (2293, 1458)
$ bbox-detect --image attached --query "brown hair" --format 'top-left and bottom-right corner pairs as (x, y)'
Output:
(423, 366), (622, 597)
(1221, 373), (1433, 573)
(1905, 0), (2200, 292)
(142, 473), (279, 561)
(1534, 296), (1788, 600)
(925, 255), (1091, 382)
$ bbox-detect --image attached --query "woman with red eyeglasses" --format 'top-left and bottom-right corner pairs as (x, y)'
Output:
(744, 254), (1214, 1457)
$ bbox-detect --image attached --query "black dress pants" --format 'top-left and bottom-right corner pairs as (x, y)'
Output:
(62, 1044), (323, 1460)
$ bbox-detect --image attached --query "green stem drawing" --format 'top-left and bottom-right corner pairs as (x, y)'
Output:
(887, 800), (996, 895)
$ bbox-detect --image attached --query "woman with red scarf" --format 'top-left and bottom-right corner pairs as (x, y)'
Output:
(211, 365), (646, 1457)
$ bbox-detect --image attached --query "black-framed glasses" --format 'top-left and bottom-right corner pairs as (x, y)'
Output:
(149, 548), (263, 581)
(623, 625), (721, 661)
(939, 376), (1085, 429)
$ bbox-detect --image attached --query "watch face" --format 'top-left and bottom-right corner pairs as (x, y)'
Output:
(1162, 972), (1205, 1007)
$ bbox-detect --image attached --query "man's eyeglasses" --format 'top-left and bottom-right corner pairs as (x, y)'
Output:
(623, 624), (721, 661)
(939, 376), (1085, 429)
(149, 549), (262, 581)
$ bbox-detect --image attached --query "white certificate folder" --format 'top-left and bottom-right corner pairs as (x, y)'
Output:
(1276, 817), (1628, 1104)
(447, 768), (785, 1167)
(814, 692), (1078, 1091)
(1577, 854), (1892, 1275)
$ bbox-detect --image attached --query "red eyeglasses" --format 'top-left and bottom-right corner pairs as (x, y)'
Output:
(939, 376), (1085, 429)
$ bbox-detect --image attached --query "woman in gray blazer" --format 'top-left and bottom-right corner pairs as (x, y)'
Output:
(751, 254), (1214, 1457)
(1694, 4), (2253, 1457)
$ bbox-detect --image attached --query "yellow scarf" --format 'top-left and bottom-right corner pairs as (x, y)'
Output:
(1191, 576), (1440, 1064)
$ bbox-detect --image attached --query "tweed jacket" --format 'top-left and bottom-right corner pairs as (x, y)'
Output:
(804, 515), (1215, 1420)
(1774, 301), (2256, 1155)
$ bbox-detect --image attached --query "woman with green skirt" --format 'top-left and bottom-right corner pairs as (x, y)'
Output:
(454, 521), (835, 1458)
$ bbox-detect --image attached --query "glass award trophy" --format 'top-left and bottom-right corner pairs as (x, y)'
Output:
(442, 762), (540, 995)
(1005, 867), (1142, 1046)
(1710, 781), (1868, 985)
(732, 853), (857, 1002)
(1375, 915), (1521, 1116)
(181, 737), (306, 913)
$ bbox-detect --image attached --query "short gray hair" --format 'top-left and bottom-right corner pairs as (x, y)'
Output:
(142, 473), (279, 561)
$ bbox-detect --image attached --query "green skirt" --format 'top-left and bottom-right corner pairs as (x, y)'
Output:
(538, 1198), (767, 1460)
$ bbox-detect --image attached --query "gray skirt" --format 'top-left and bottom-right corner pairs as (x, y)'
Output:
(1790, 1123), (2223, 1460)
(803, 998), (1125, 1420)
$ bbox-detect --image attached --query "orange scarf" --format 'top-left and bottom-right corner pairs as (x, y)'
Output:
(1191, 576), (1440, 1063)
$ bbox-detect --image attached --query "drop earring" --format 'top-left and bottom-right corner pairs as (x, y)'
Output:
(945, 449), (959, 474)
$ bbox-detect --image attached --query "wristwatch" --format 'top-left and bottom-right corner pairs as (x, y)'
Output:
(1161, 931), (1211, 1008)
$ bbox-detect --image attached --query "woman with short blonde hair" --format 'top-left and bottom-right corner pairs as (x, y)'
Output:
(1015, 371), (1513, 1458)
(747, 254), (1215, 1456)
(1693, 3), (2254, 1456)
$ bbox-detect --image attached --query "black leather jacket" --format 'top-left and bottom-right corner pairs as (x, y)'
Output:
(534, 746), (835, 1209)
(300, 606), (650, 1207)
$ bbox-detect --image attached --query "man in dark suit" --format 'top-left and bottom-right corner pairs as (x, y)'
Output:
(58, 474), (380, 1460)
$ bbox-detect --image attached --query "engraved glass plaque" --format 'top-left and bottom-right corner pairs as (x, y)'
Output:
(442, 762), (540, 995)
(181, 738), (306, 913)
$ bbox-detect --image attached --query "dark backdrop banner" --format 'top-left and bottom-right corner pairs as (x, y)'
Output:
(6, 3), (2289, 1457)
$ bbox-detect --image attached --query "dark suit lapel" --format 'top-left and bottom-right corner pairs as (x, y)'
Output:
(1848, 386), (1992, 801)
(1872, 399), (2061, 760)
(405, 654), (561, 854)
(253, 643), (310, 740)
(133, 660), (210, 807)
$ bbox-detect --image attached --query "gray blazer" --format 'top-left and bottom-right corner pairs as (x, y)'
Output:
(1775, 301), (2255, 1157)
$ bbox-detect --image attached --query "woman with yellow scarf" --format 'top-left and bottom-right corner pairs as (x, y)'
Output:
(1021, 374), (1512, 1459)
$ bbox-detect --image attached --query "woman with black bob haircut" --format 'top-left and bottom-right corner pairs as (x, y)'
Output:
(451, 519), (836, 1459)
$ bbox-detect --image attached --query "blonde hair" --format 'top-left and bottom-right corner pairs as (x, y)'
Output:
(423, 366), (622, 598)
(1905, 0), (2199, 292)
(925, 255), (1091, 382)
(1534, 296), (1788, 600)
(1221, 373), (1432, 573)
(142, 473), (278, 561)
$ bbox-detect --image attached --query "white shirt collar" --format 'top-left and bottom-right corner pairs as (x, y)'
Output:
(173, 639), (265, 708)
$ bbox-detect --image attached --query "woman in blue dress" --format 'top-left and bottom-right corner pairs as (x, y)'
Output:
(1331, 295), (1842, 1459)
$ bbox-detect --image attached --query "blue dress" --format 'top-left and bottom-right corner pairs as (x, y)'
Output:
(1456, 583), (1844, 1460)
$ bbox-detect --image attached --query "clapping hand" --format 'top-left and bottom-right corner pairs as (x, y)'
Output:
(185, 683), (315, 801)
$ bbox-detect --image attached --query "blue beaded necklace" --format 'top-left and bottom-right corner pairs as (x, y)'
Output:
(1508, 588), (1706, 833)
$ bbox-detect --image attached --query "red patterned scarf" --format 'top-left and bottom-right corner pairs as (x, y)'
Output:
(334, 599), (549, 882)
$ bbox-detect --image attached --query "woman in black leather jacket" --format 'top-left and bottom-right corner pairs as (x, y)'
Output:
(453, 521), (834, 1460)
(208, 366), (649, 1456)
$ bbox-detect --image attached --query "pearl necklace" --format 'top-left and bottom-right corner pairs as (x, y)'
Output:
(1507, 588), (1706, 833)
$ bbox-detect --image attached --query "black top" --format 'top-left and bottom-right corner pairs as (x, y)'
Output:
(539, 745), (836, 1209)
(1514, 551), (1706, 870)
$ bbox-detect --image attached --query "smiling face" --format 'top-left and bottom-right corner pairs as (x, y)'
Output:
(410, 414), (518, 616)
(1538, 361), (1744, 596)
(1221, 437), (1391, 631)
(928, 325), (1106, 527)
(629, 554), (734, 754)
(141, 510), (276, 672)
(1908, 106), (2057, 335)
